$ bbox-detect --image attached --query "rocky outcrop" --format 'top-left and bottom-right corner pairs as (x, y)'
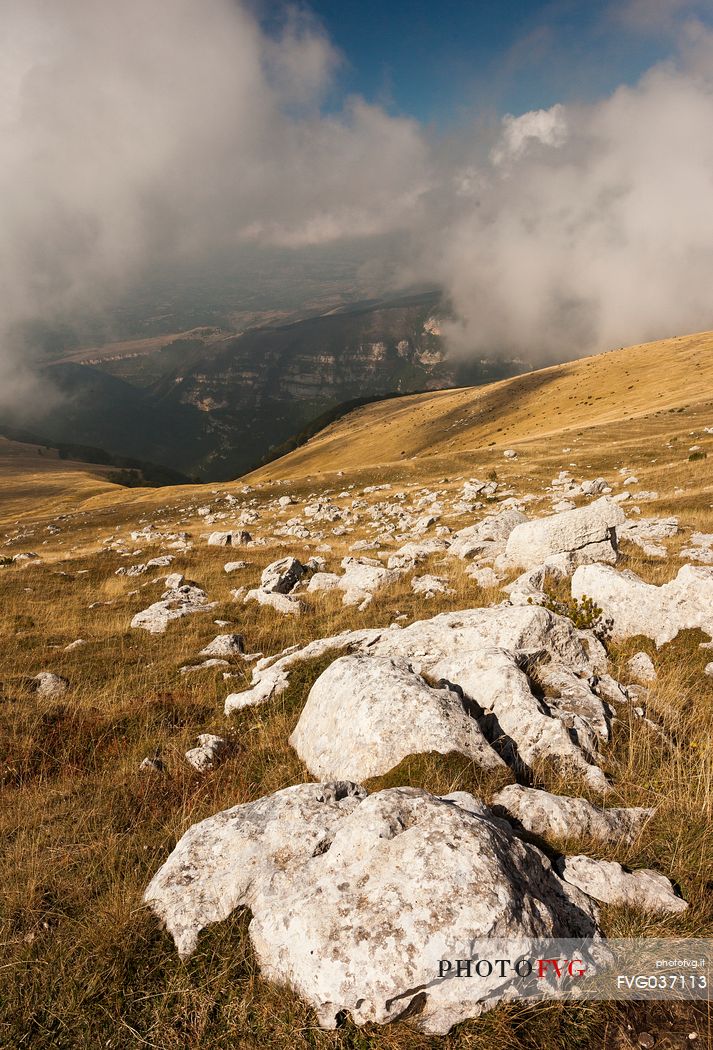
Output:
(289, 654), (505, 780)
(145, 784), (599, 1033)
(571, 563), (713, 645)
(226, 604), (611, 789)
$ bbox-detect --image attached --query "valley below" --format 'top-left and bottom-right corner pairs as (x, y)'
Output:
(6, 292), (527, 481)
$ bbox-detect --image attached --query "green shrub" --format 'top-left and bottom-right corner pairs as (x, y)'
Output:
(688, 450), (707, 461)
(532, 592), (613, 644)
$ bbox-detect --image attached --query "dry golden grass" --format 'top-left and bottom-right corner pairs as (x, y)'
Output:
(2, 331), (713, 1047)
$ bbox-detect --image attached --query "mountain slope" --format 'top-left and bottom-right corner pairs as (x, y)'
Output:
(20, 292), (527, 479)
(249, 329), (713, 481)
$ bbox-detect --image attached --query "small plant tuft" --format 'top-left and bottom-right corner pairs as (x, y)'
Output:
(533, 591), (614, 644)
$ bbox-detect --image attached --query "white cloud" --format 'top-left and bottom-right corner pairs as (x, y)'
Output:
(4, 0), (713, 408)
(410, 30), (713, 362)
(0, 0), (429, 408)
(490, 104), (567, 166)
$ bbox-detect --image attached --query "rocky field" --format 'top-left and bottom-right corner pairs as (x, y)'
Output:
(1, 337), (712, 1049)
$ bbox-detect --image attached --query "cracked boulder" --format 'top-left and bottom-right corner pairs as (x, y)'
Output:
(145, 785), (599, 1033)
(226, 605), (612, 789)
(289, 654), (505, 780)
(504, 497), (625, 571)
(491, 785), (655, 844)
(260, 557), (306, 595)
(571, 563), (713, 645)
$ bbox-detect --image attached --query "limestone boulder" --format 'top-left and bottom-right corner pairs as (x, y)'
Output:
(571, 563), (713, 645)
(146, 785), (599, 1033)
(260, 557), (306, 595)
(556, 855), (688, 913)
(290, 654), (505, 780)
(504, 498), (625, 571)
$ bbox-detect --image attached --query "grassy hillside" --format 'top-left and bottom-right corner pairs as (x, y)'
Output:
(250, 329), (713, 482)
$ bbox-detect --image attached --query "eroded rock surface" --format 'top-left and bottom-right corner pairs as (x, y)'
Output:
(504, 497), (625, 571)
(146, 785), (599, 1033)
(556, 855), (688, 914)
(227, 604), (611, 788)
(290, 654), (505, 780)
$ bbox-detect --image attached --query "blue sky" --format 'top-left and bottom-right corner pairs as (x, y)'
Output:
(302, 0), (704, 124)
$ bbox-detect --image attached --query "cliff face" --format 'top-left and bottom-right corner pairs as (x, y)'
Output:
(30, 293), (525, 479)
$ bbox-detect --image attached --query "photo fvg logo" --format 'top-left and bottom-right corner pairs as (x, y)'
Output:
(438, 957), (587, 979)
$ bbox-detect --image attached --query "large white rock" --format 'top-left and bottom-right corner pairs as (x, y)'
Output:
(504, 498), (625, 571)
(492, 785), (655, 844)
(290, 654), (505, 780)
(144, 782), (367, 957)
(146, 785), (599, 1033)
(131, 577), (217, 634)
(571, 563), (713, 645)
(556, 855), (688, 913)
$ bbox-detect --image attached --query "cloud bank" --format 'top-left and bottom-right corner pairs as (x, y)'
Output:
(3, 0), (713, 408)
(424, 19), (713, 361)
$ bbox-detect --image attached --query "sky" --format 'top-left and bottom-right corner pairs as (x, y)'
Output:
(299, 0), (709, 122)
(3, 0), (713, 411)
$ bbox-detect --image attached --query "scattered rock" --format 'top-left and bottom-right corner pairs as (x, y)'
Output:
(139, 756), (166, 773)
(449, 509), (526, 561)
(411, 574), (451, 597)
(260, 557), (306, 594)
(627, 652), (657, 682)
(185, 734), (227, 773)
(31, 671), (69, 697)
(491, 785), (654, 844)
(198, 634), (245, 658)
(244, 589), (303, 615)
(224, 561), (248, 573)
(131, 576), (217, 634)
(555, 855), (688, 913)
